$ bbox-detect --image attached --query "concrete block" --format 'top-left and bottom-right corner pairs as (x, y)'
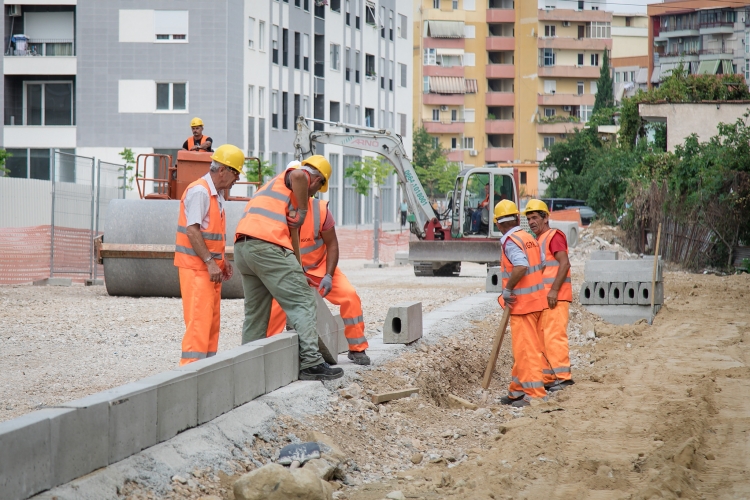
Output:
(104, 382), (158, 464)
(486, 266), (503, 293)
(32, 277), (72, 286)
(137, 370), (197, 443)
(624, 282), (639, 305)
(638, 281), (664, 306)
(334, 314), (348, 354)
(607, 282), (625, 305)
(579, 281), (595, 305)
(315, 293), (339, 364)
(549, 220), (579, 247)
(383, 302), (423, 344)
(56, 393), (111, 485)
(593, 282), (610, 305)
(0, 408), (71, 500)
(176, 355), (235, 425)
(85, 279), (104, 286)
(364, 261), (388, 268)
(584, 259), (662, 283)
(217, 343), (265, 408)
(394, 250), (410, 266)
(250, 332), (299, 393)
(584, 304), (654, 325)
(591, 250), (619, 260)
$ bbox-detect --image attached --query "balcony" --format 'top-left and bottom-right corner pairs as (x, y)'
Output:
(423, 121), (465, 134)
(538, 65), (601, 78)
(424, 65), (464, 77)
(423, 93), (465, 105)
(655, 28), (699, 40)
(698, 48), (734, 60)
(485, 119), (514, 134)
(424, 37), (465, 49)
(4, 38), (76, 75)
(487, 9), (514, 23)
(537, 37), (612, 51)
(486, 92), (514, 106)
(538, 9), (611, 23)
(699, 21), (734, 35)
(485, 147), (514, 162)
(537, 93), (595, 106)
(486, 64), (514, 78)
(486, 37), (514, 52)
(536, 118), (584, 134)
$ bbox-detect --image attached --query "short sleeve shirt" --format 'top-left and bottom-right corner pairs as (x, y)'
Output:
(500, 226), (529, 267)
(183, 173), (224, 230)
(321, 207), (336, 231)
(548, 231), (568, 255)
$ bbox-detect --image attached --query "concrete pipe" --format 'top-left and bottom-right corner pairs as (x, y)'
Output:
(102, 199), (248, 298)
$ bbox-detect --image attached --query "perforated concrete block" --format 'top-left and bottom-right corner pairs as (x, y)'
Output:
(315, 293), (339, 364)
(335, 314), (348, 354)
(579, 282), (595, 305)
(486, 266), (503, 293)
(383, 301), (423, 344)
(137, 370), (197, 443)
(0, 408), (71, 500)
(624, 282), (639, 305)
(593, 282), (610, 305)
(104, 382), (158, 464)
(176, 355), (235, 425)
(584, 259), (662, 283)
(638, 281), (664, 306)
(607, 282), (625, 305)
(217, 343), (265, 407)
(56, 393), (110, 485)
(251, 332), (299, 393)
(591, 250), (619, 260)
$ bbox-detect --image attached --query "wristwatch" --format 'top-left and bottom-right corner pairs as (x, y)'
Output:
(203, 255), (213, 263)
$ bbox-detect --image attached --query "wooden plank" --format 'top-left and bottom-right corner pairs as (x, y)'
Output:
(99, 243), (235, 260)
(371, 387), (419, 404)
(447, 394), (478, 410)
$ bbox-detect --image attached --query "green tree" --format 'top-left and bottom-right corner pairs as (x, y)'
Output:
(412, 124), (459, 198)
(0, 149), (10, 176)
(118, 148), (137, 191)
(244, 158), (276, 184)
(593, 49), (614, 114)
(344, 156), (394, 227)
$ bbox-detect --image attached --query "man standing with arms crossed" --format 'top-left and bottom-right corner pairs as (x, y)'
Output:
(234, 156), (344, 381)
(493, 200), (549, 407)
(524, 199), (574, 391)
(174, 144), (243, 365)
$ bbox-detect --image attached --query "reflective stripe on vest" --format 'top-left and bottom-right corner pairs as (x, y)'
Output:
(187, 135), (207, 150)
(174, 177), (226, 270)
(498, 229), (548, 315)
(538, 228), (573, 302)
(300, 199), (329, 277)
(235, 169), (295, 250)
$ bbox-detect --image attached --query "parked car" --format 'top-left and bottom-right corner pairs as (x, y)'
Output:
(540, 198), (587, 211)
(568, 206), (597, 225)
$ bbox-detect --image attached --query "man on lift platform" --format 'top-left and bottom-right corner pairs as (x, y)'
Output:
(183, 117), (213, 153)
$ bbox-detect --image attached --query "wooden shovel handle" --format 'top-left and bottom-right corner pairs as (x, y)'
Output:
(482, 306), (512, 390)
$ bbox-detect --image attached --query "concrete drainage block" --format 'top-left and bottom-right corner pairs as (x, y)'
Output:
(250, 332), (299, 394)
(607, 282), (625, 305)
(383, 302), (423, 344)
(638, 282), (664, 305)
(334, 314), (348, 354)
(176, 355), (235, 425)
(215, 343), (265, 408)
(394, 251), (410, 267)
(590, 250), (619, 260)
(486, 267), (503, 293)
(579, 282), (595, 305)
(593, 282), (610, 305)
(315, 294), (340, 364)
(624, 282), (639, 305)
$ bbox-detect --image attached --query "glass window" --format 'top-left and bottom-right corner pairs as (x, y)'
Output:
(432, 108), (439, 121)
(330, 44), (340, 70)
(745, 60), (750, 80)
(366, 2), (375, 25)
(433, 0), (439, 8)
(587, 22), (611, 39)
(544, 48), (555, 66)
(423, 48), (436, 65)
(30, 149), (50, 180)
(258, 87), (265, 117)
(543, 136), (555, 149)
(578, 105), (593, 122)
(172, 83), (186, 110)
(590, 81), (598, 94)
(5, 148), (28, 178)
(423, 76), (430, 93)
(544, 108), (555, 117)
(615, 72), (621, 83)
(259, 21), (266, 51)
(248, 17), (255, 48)
(590, 53), (599, 66)
(462, 137), (474, 149)
(544, 25), (556, 37)
(26, 84), (43, 125)
(577, 53), (584, 65)
(156, 83), (185, 111)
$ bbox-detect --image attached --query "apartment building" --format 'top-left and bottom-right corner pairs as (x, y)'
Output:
(1, 0), (412, 225)
(611, 12), (649, 102)
(648, 0), (750, 88)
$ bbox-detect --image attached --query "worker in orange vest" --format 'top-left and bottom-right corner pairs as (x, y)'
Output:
(234, 156), (344, 381)
(266, 187), (370, 365)
(494, 200), (549, 408)
(524, 199), (574, 391)
(174, 144), (243, 365)
(183, 117), (213, 152)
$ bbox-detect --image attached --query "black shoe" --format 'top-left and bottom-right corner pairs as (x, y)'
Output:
(299, 362), (344, 381)
(500, 395), (523, 405)
(545, 380), (575, 391)
(348, 350), (371, 365)
(511, 399), (530, 408)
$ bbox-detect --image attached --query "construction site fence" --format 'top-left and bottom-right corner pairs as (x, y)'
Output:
(0, 152), (125, 285)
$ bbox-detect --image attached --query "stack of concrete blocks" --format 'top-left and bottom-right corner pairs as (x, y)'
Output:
(0, 332), (300, 500)
(580, 253), (663, 325)
(383, 301), (423, 344)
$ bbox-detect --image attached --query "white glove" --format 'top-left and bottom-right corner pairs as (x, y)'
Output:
(318, 274), (333, 297)
(502, 288), (516, 306)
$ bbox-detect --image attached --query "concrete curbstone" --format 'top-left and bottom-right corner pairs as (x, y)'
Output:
(103, 382), (158, 464)
(486, 266), (503, 293)
(591, 250), (619, 260)
(394, 250), (410, 266)
(56, 393), (111, 485)
(624, 282), (639, 305)
(584, 260), (662, 283)
(638, 282), (664, 306)
(584, 304), (654, 325)
(250, 332), (299, 393)
(383, 302), (423, 344)
(607, 282), (625, 305)
(579, 282), (595, 305)
(549, 221), (578, 248)
(216, 343), (266, 408)
(334, 314), (348, 354)
(137, 370), (198, 443)
(593, 282), (610, 305)
(315, 294), (339, 364)
(176, 355), (235, 425)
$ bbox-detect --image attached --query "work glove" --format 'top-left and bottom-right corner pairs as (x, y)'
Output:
(286, 209), (308, 228)
(318, 274), (333, 298)
(502, 288), (516, 308)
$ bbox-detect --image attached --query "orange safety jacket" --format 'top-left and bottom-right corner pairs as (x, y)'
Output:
(174, 177), (226, 270)
(187, 135), (209, 151)
(299, 198), (329, 278)
(235, 168), (295, 250)
(538, 228), (572, 302)
(498, 229), (548, 315)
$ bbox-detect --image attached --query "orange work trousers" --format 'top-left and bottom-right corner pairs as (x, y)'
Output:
(267, 267), (368, 352)
(539, 300), (572, 385)
(178, 267), (222, 366)
(507, 311), (548, 401)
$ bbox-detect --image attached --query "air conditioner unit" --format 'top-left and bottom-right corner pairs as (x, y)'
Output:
(8, 5), (21, 16)
(440, 105), (449, 111)
(562, 21), (570, 27)
(469, 150), (478, 156)
(562, 105), (572, 111)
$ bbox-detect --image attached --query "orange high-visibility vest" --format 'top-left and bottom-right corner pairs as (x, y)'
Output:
(498, 229), (548, 315)
(299, 198), (329, 277)
(187, 135), (208, 151)
(538, 228), (572, 302)
(174, 177), (226, 270)
(235, 168), (295, 249)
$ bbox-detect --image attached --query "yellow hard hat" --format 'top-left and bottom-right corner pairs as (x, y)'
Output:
(190, 117), (204, 127)
(493, 200), (519, 223)
(210, 144), (245, 173)
(523, 199), (549, 216)
(301, 155), (331, 193)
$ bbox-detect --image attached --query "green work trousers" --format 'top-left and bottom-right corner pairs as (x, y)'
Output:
(234, 238), (323, 370)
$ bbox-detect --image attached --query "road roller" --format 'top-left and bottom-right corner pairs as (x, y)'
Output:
(95, 151), (261, 298)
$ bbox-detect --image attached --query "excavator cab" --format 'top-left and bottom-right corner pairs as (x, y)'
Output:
(450, 167), (516, 239)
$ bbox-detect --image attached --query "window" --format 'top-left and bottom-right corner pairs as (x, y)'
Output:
(156, 82), (186, 111)
(452, 0), (458, 9)
(464, 25), (475, 38)
(520, 172), (527, 184)
(590, 81), (598, 94)
(615, 72), (621, 83)
(304, 0), (309, 11)
(577, 1), (583, 10)
(389, 61), (394, 90)
(346, 0), (350, 25)
(271, 91), (278, 128)
(432, 136), (439, 149)
(587, 22), (610, 39)
(544, 80), (556, 94)
(577, 81), (584, 95)
(355, 51), (361, 82)
(272, 25), (279, 64)
(623, 71), (629, 82)
(630, 71), (635, 82)
(23, 82), (74, 125)
(366, 2), (376, 25)
(380, 57), (385, 88)
(389, 11), (394, 41)
(464, 53), (475, 66)
(259, 87), (265, 116)
(577, 53), (584, 66)
(355, 0), (360, 30)
(282, 92), (288, 129)
(331, 0), (341, 12)
(354, 105), (360, 124)
(248, 17), (255, 48)
(248, 86), (254, 115)
(399, 63), (407, 87)
(423, 48), (436, 65)
(303, 34), (309, 71)
(590, 53), (599, 66)
(294, 32), (300, 69)
(433, 0), (439, 8)
(5, 148), (68, 180)
(462, 136), (476, 150)
(365, 53), (375, 76)
(451, 137), (458, 149)
(154, 10), (189, 42)
(423, 76), (430, 93)
(259, 21), (266, 51)
(746, 33), (750, 53)
(399, 14), (407, 39)
(365, 107), (374, 127)
(280, 29), (288, 66)
(464, 108), (475, 122)
(543, 48), (555, 66)
(543, 136), (555, 149)
(578, 105), (593, 122)
(294, 94), (300, 121)
(591, 5), (598, 10)
(381, 7), (386, 38)
(544, 25), (556, 37)
(330, 101), (340, 122)
(432, 108), (440, 121)
(296, 0), (300, 6)
(399, 113), (407, 136)
(544, 108), (557, 118)
(746, 60), (750, 81)
(304, 97), (310, 117)
(345, 48), (351, 80)
(330, 44), (341, 70)
(451, 109), (458, 121)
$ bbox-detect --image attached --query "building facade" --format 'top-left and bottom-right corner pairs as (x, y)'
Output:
(1, 0), (412, 225)
(611, 12), (649, 102)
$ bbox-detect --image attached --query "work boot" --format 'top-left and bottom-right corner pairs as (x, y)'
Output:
(499, 395), (522, 405)
(511, 399), (530, 408)
(299, 362), (344, 381)
(348, 350), (371, 366)
(545, 380), (575, 392)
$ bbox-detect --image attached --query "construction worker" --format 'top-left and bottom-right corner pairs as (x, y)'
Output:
(183, 117), (213, 152)
(494, 200), (549, 408)
(266, 189), (371, 365)
(234, 155), (344, 381)
(524, 199), (574, 391)
(470, 183), (491, 233)
(174, 144), (243, 365)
